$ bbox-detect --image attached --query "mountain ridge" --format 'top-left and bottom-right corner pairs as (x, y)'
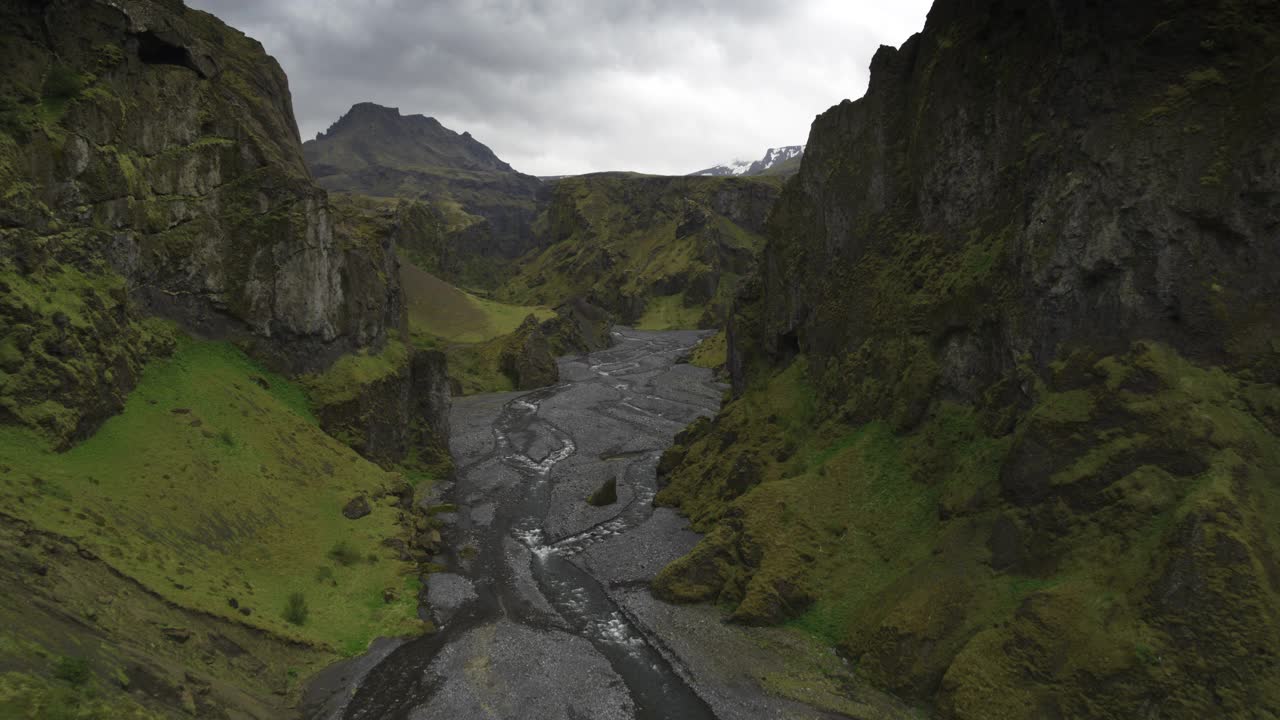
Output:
(693, 144), (805, 177)
(302, 102), (545, 283)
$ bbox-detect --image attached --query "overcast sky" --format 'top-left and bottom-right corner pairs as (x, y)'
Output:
(187, 0), (932, 176)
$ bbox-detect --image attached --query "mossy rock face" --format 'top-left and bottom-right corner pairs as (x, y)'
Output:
(0, 0), (410, 447)
(657, 0), (1280, 717)
(498, 315), (559, 390)
(497, 172), (781, 328)
(302, 341), (453, 472)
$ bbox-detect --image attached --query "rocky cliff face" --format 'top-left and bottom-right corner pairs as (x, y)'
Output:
(494, 298), (616, 390)
(307, 342), (453, 472)
(500, 172), (781, 328)
(657, 1), (1280, 717)
(0, 0), (426, 448)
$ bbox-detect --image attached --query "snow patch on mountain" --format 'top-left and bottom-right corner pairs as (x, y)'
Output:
(692, 145), (805, 177)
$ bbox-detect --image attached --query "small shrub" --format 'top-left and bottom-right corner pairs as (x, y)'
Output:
(43, 64), (83, 101)
(328, 540), (361, 567)
(218, 428), (235, 446)
(52, 655), (91, 686)
(314, 566), (336, 585)
(283, 592), (309, 626)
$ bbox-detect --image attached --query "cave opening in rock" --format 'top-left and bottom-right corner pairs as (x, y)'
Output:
(777, 330), (800, 361)
(134, 31), (202, 76)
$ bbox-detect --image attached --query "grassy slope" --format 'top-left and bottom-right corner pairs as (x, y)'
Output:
(688, 330), (727, 370)
(0, 338), (423, 657)
(401, 260), (554, 394)
(403, 262), (552, 344)
(635, 295), (704, 331)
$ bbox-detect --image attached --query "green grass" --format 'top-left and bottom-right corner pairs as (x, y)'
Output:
(0, 338), (423, 654)
(403, 261), (552, 343)
(0, 671), (163, 720)
(402, 260), (555, 395)
(301, 339), (407, 405)
(636, 294), (704, 330)
(689, 331), (727, 369)
(437, 337), (516, 395)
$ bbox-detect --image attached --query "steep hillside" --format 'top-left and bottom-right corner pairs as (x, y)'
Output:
(303, 103), (545, 285)
(0, 1), (450, 715)
(498, 172), (781, 328)
(399, 261), (612, 395)
(693, 145), (805, 177)
(655, 1), (1280, 718)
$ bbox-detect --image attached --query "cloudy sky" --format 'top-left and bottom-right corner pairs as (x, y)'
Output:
(187, 0), (932, 176)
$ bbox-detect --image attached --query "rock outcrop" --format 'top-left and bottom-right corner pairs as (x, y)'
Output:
(306, 342), (453, 471)
(657, 1), (1280, 718)
(495, 298), (615, 390)
(0, 0), (428, 448)
(500, 172), (780, 328)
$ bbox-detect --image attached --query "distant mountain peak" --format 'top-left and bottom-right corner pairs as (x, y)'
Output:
(305, 102), (517, 176)
(692, 145), (805, 178)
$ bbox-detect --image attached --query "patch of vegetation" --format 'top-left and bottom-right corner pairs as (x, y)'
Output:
(283, 592), (309, 626)
(401, 260), (567, 395)
(301, 339), (408, 406)
(688, 331), (727, 370)
(0, 671), (163, 720)
(635, 294), (704, 331)
(403, 260), (553, 344)
(328, 540), (363, 567)
(0, 338), (422, 653)
(51, 657), (90, 686)
(436, 336), (516, 395)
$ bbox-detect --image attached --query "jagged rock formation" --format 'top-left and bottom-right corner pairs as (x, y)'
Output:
(692, 145), (805, 177)
(494, 298), (614, 390)
(302, 103), (545, 286)
(305, 341), (453, 471)
(0, 4), (454, 715)
(656, 1), (1280, 718)
(499, 172), (780, 328)
(0, 0), (428, 449)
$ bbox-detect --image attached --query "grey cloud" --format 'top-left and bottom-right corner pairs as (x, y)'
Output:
(188, 0), (931, 175)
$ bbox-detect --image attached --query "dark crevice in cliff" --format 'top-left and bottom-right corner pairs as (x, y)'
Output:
(132, 30), (205, 77)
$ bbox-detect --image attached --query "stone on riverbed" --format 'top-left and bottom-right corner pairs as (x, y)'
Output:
(587, 477), (618, 506)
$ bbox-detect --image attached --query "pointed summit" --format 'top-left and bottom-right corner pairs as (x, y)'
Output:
(306, 102), (517, 176)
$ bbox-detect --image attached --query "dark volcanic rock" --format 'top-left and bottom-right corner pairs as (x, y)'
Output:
(657, 1), (1280, 718)
(342, 496), (372, 520)
(0, 0), (410, 447)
